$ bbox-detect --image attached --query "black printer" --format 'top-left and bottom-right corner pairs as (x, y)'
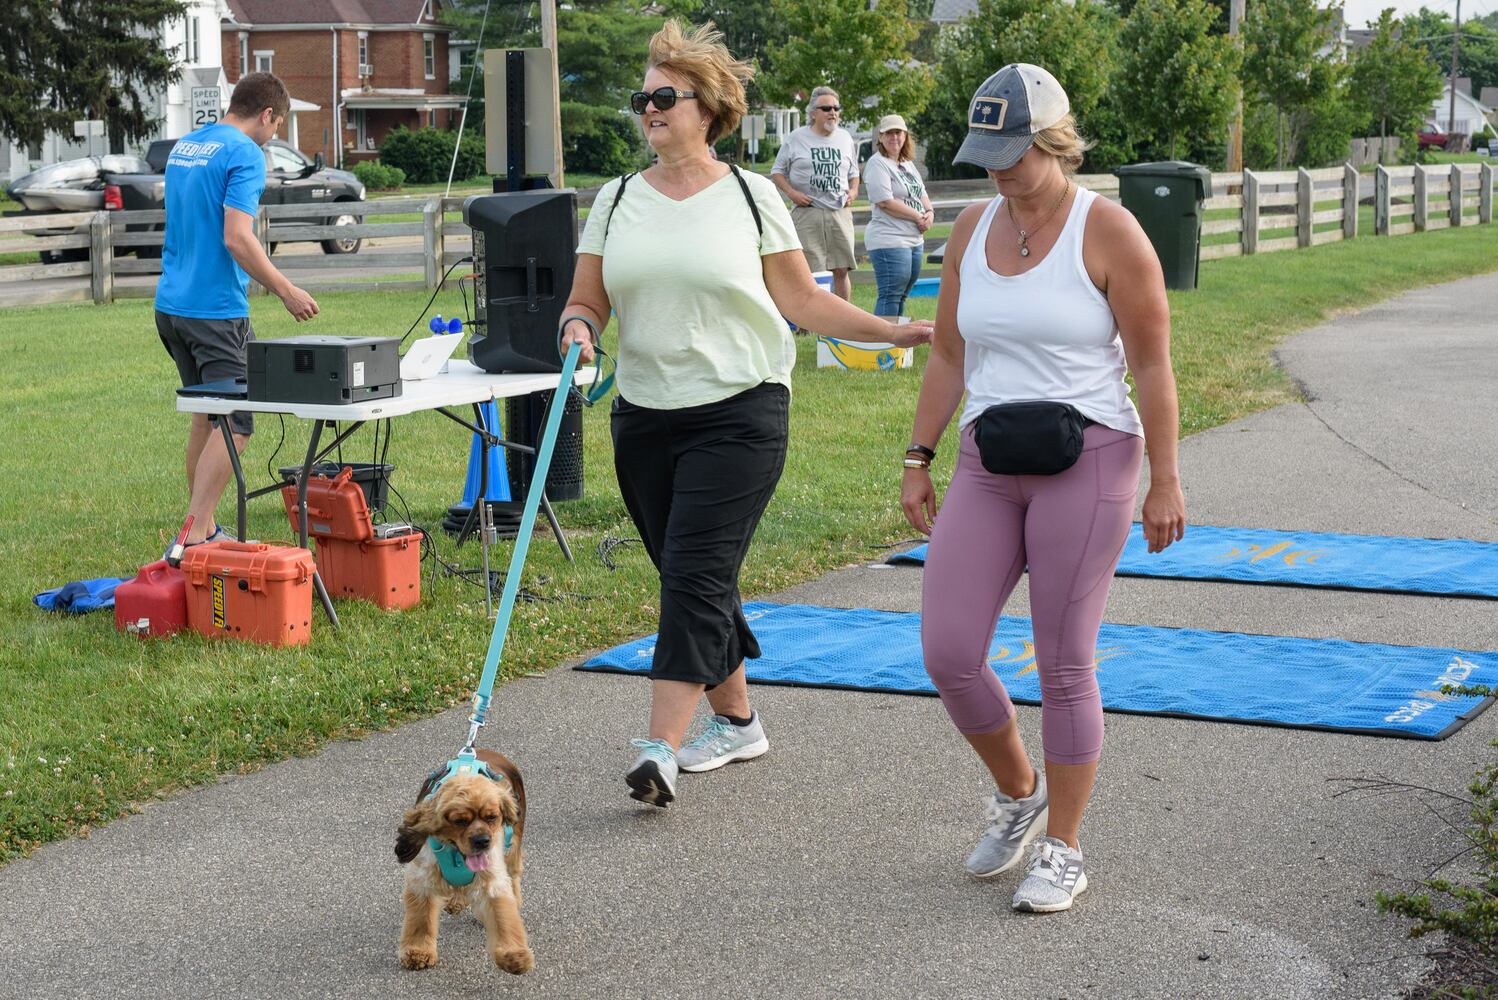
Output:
(247, 336), (401, 405)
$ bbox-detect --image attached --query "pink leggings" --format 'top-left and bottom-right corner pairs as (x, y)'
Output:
(920, 423), (1143, 764)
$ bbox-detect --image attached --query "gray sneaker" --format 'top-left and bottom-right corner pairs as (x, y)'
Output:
(1012, 836), (1088, 912)
(963, 770), (1048, 877)
(675, 712), (769, 773)
(625, 738), (678, 807)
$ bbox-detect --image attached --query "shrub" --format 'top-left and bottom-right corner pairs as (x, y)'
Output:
(379, 127), (485, 185)
(560, 102), (643, 177)
(1373, 683), (1497, 999)
(352, 160), (406, 191)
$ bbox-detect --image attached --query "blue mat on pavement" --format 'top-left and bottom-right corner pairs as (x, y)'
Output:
(578, 602), (1496, 740)
(885, 524), (1498, 599)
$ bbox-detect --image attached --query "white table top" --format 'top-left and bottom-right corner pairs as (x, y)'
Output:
(175, 360), (596, 421)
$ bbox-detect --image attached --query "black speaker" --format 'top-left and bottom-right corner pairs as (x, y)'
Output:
(463, 191), (578, 374)
(504, 388), (584, 501)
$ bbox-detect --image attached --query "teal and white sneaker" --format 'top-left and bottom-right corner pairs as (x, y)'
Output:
(964, 771), (1048, 877)
(675, 712), (769, 773)
(1012, 836), (1088, 913)
(625, 738), (678, 807)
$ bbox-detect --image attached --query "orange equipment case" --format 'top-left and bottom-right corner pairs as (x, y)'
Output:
(314, 534), (421, 610)
(180, 541), (316, 647)
(280, 466), (373, 542)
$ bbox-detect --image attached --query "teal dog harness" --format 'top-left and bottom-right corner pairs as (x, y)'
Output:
(423, 751), (515, 888)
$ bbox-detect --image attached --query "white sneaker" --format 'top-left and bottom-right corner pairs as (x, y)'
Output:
(1012, 836), (1088, 913)
(964, 771), (1048, 878)
(675, 712), (769, 773)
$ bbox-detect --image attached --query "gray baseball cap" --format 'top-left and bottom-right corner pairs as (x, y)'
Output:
(953, 64), (1070, 171)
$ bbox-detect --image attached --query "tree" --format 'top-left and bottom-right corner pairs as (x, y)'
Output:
(1242, 0), (1348, 166)
(914, 0), (1120, 178)
(667, 0), (780, 104)
(0, 0), (187, 148)
(443, 1), (659, 115)
(1348, 9), (1443, 146)
(1399, 9), (1498, 104)
(763, 0), (932, 130)
(1114, 0), (1239, 161)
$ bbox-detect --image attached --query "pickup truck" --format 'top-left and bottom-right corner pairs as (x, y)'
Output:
(7, 138), (366, 264)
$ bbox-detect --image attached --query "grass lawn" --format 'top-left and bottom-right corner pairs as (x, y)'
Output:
(3, 223), (1498, 863)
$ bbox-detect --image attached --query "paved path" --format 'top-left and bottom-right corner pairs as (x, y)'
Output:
(2, 274), (1495, 999)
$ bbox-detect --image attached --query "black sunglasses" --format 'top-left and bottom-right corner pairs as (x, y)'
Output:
(816, 104), (841, 113)
(630, 87), (697, 114)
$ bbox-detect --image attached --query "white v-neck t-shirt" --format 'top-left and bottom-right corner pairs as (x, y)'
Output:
(577, 169), (802, 409)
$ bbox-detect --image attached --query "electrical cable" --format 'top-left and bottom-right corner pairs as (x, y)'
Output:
(398, 255), (473, 347)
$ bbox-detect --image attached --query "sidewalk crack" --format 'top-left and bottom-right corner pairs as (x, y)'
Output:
(1301, 402), (1498, 529)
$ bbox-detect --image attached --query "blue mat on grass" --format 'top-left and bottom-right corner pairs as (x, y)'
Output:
(578, 602), (1496, 740)
(886, 524), (1498, 599)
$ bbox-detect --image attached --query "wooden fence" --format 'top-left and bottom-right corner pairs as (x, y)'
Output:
(2, 163), (1494, 306)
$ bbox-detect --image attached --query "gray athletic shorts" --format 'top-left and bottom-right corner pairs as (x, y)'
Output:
(155, 310), (255, 435)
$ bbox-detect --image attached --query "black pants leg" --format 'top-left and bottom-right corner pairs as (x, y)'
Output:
(610, 382), (790, 688)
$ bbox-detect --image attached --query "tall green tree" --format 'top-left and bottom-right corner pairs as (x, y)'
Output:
(1349, 9), (1443, 145)
(1399, 9), (1498, 100)
(0, 0), (187, 148)
(1242, 0), (1349, 166)
(1115, 0), (1239, 160)
(667, 0), (780, 104)
(763, 0), (932, 130)
(914, 0), (1119, 178)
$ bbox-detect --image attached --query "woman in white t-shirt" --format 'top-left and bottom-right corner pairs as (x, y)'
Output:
(559, 20), (931, 811)
(861, 114), (934, 318)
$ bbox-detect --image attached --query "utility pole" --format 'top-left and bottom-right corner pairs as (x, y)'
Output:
(540, 0), (564, 189)
(1228, 0), (1246, 172)
(1447, 0), (1462, 136)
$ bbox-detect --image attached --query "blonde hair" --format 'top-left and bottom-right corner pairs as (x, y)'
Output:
(878, 129), (916, 163)
(1031, 114), (1092, 175)
(647, 20), (753, 145)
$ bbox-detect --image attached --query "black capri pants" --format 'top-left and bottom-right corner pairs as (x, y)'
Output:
(610, 381), (790, 688)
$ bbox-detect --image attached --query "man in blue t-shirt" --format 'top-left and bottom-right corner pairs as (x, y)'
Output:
(155, 72), (319, 546)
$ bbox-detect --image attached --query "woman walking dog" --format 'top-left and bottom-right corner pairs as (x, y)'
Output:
(561, 20), (931, 809)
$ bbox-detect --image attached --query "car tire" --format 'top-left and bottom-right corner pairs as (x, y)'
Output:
(320, 207), (362, 255)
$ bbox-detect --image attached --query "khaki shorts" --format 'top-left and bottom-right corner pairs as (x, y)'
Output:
(791, 205), (857, 272)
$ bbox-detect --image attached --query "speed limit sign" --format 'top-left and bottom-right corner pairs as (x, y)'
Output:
(191, 87), (222, 127)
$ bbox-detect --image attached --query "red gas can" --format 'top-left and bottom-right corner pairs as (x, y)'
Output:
(113, 559), (189, 638)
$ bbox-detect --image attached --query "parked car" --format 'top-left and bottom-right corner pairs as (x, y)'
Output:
(5, 138), (366, 264)
(1417, 124), (1466, 152)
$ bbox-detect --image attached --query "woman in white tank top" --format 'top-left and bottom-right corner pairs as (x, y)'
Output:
(898, 64), (1187, 914)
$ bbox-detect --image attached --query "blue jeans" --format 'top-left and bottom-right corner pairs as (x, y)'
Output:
(868, 245), (924, 317)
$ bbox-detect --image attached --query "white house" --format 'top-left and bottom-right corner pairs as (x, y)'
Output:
(1430, 82), (1495, 137)
(2, 0), (232, 185)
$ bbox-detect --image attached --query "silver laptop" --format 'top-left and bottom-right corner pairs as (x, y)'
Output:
(399, 334), (464, 381)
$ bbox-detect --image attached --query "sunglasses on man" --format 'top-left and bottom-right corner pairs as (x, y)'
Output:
(815, 104), (841, 113)
(629, 87), (698, 115)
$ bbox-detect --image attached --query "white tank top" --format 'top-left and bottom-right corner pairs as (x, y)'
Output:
(955, 186), (1143, 437)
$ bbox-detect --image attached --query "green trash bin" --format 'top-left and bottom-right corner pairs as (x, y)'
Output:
(1116, 161), (1213, 290)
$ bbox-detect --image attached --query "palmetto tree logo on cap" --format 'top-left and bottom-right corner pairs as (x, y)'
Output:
(969, 97), (1009, 132)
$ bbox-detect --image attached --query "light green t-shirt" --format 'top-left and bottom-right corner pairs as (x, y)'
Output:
(577, 168), (802, 410)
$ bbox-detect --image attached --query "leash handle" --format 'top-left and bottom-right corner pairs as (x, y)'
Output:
(467, 342), (582, 740)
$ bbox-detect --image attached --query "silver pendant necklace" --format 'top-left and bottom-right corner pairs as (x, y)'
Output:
(1006, 180), (1070, 258)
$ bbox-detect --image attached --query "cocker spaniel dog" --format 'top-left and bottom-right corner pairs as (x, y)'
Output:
(394, 748), (532, 974)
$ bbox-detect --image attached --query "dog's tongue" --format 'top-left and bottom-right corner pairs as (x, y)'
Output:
(464, 853), (490, 873)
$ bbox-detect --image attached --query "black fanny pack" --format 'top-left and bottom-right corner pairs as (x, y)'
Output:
(973, 401), (1092, 476)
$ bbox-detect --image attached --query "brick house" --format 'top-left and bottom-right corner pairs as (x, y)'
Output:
(221, 0), (465, 167)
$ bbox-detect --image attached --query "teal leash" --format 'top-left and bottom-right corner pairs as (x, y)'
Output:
(460, 341), (584, 755)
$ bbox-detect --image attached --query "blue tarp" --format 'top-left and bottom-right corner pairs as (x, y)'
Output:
(887, 524), (1498, 599)
(33, 577), (129, 613)
(579, 601), (1496, 740)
